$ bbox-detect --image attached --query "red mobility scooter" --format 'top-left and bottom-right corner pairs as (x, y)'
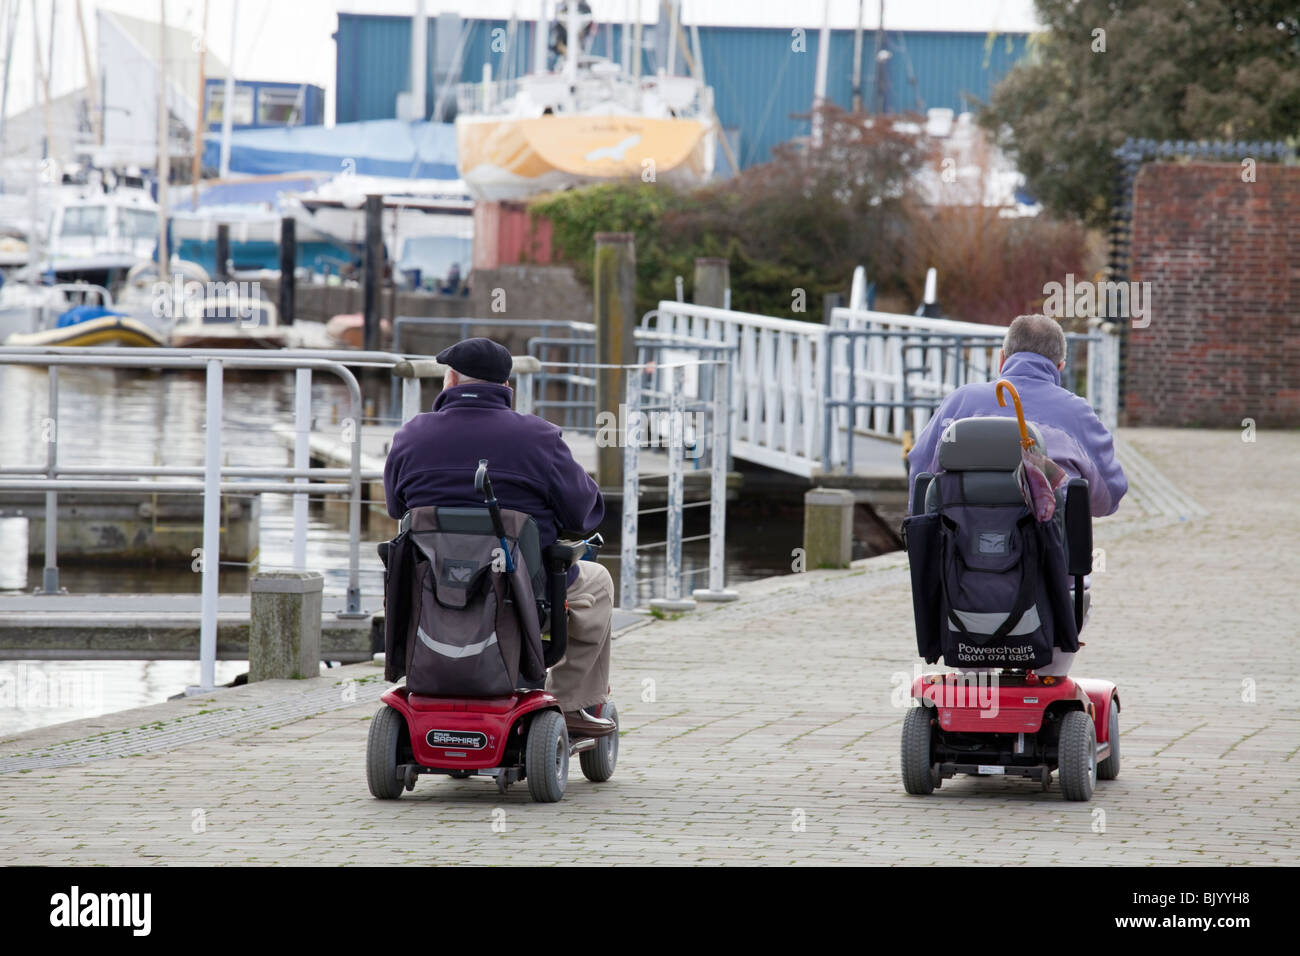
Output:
(901, 388), (1119, 801)
(367, 461), (616, 803)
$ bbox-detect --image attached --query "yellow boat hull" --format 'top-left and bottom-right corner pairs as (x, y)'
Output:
(456, 114), (714, 201)
(5, 316), (165, 348)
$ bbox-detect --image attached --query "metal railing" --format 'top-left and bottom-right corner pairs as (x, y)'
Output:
(0, 345), (541, 691)
(644, 301), (1122, 477)
(0, 345), (388, 691)
(390, 316), (591, 424)
(618, 358), (736, 610)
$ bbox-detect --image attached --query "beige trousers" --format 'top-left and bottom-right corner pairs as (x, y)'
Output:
(545, 560), (613, 712)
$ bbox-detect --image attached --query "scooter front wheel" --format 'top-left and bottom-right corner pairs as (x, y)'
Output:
(366, 704), (407, 800)
(526, 710), (569, 803)
(579, 701), (619, 782)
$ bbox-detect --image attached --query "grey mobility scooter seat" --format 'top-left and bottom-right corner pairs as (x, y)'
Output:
(918, 415), (1090, 624)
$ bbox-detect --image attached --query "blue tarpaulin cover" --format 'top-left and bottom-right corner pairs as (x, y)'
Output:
(57, 305), (125, 327)
(202, 120), (459, 179)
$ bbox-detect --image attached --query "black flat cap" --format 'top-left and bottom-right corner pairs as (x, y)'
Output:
(436, 337), (512, 384)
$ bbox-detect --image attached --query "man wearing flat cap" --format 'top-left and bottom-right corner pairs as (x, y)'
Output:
(383, 337), (615, 738)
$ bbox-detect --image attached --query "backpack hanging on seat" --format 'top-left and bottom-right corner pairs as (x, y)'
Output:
(903, 416), (1080, 670)
(383, 507), (546, 697)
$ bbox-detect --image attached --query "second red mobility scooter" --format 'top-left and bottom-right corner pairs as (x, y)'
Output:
(901, 384), (1120, 801)
(367, 460), (616, 803)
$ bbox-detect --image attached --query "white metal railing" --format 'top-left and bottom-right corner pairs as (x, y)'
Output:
(829, 306), (1006, 452)
(647, 302), (826, 478)
(647, 302), (1122, 477)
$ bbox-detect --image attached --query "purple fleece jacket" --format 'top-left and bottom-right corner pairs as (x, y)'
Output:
(906, 351), (1128, 517)
(384, 383), (605, 565)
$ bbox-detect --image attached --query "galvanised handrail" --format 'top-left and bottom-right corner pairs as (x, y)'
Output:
(0, 346), (375, 693)
(646, 301), (1120, 478)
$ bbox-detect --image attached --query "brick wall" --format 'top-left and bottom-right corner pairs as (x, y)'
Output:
(1125, 162), (1300, 427)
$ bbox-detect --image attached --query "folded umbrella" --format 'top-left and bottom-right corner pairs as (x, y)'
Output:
(995, 379), (1069, 522)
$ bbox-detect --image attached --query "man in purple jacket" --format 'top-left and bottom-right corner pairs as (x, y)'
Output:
(907, 315), (1127, 677)
(907, 314), (1128, 517)
(384, 337), (615, 738)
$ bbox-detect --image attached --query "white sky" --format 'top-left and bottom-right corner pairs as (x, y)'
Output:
(2, 0), (1041, 123)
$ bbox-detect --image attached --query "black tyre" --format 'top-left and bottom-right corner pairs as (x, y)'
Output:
(901, 705), (936, 795)
(526, 710), (569, 803)
(366, 705), (406, 800)
(579, 701), (619, 782)
(1058, 709), (1097, 801)
(1097, 699), (1120, 781)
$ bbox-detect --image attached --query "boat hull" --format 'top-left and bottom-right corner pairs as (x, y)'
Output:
(4, 315), (165, 348)
(456, 114), (715, 201)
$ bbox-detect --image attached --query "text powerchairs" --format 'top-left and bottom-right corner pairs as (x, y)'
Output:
(367, 460), (616, 803)
(901, 399), (1120, 801)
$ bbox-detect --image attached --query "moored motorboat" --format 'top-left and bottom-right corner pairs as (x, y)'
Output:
(5, 313), (165, 348)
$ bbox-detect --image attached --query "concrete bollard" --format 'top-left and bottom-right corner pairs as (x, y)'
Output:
(803, 488), (857, 569)
(249, 571), (324, 681)
(693, 257), (729, 309)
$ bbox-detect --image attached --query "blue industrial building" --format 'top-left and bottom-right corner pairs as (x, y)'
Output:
(333, 14), (1029, 170)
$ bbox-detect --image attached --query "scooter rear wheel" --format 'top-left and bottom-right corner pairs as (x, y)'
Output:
(526, 710), (569, 803)
(579, 701), (619, 782)
(901, 705), (937, 795)
(366, 704), (407, 800)
(1058, 709), (1097, 801)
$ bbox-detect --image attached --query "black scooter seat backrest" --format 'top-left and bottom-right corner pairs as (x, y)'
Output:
(401, 505), (546, 603)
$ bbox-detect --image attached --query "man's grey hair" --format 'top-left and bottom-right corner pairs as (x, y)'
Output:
(446, 370), (505, 386)
(1003, 314), (1067, 365)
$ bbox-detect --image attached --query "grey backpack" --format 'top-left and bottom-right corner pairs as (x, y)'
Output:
(904, 417), (1089, 669)
(384, 506), (546, 697)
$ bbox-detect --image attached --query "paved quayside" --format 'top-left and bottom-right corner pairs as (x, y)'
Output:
(0, 428), (1295, 864)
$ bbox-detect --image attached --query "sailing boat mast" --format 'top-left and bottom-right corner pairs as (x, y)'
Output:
(192, 0), (208, 209)
(533, 0), (548, 75)
(75, 0), (100, 144)
(218, 0), (237, 177)
(851, 0), (864, 112)
(811, 0), (830, 148)
(157, 0), (169, 276)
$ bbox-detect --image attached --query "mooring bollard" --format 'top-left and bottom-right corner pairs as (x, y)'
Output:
(249, 571), (324, 681)
(803, 487), (856, 570)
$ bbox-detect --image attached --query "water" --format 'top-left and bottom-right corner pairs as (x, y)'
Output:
(0, 364), (808, 732)
(0, 363), (380, 596)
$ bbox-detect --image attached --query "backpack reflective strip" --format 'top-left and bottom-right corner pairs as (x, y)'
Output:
(950, 605), (1041, 636)
(417, 625), (499, 659)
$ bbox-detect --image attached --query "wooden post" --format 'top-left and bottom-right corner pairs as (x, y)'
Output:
(594, 232), (636, 490)
(692, 256), (728, 309)
(363, 194), (383, 352)
(215, 223), (230, 280)
(278, 216), (296, 324)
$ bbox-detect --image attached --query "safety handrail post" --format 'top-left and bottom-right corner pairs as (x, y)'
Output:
(694, 356), (738, 602)
(648, 365), (696, 613)
(619, 366), (641, 610)
(42, 366), (60, 594)
(197, 359), (223, 692)
(292, 368), (311, 572)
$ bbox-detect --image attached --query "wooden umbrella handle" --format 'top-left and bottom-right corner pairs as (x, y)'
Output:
(995, 379), (1034, 449)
